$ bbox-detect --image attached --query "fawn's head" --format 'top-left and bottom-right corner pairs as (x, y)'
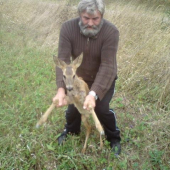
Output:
(53, 54), (83, 91)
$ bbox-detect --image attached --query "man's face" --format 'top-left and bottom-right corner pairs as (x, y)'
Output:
(79, 11), (103, 37)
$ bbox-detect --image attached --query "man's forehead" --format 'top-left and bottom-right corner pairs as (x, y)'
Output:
(81, 10), (101, 18)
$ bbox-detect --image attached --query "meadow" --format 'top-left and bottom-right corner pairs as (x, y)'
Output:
(0, 0), (170, 169)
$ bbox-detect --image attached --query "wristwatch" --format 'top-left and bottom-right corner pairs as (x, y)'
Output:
(89, 91), (98, 100)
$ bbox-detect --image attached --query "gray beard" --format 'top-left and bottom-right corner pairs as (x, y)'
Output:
(79, 19), (103, 38)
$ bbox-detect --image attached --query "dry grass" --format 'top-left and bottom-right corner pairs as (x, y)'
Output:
(104, 0), (170, 110)
(2, 0), (169, 108)
(0, 0), (78, 47)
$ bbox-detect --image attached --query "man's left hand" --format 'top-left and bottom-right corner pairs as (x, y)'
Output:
(83, 94), (96, 110)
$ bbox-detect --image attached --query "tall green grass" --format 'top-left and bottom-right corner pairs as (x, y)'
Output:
(0, 0), (170, 169)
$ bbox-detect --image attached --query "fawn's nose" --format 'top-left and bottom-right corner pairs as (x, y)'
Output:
(67, 87), (73, 91)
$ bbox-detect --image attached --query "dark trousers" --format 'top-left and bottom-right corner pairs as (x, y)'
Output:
(64, 80), (121, 143)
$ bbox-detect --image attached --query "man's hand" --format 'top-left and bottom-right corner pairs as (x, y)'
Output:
(53, 88), (67, 107)
(83, 94), (96, 110)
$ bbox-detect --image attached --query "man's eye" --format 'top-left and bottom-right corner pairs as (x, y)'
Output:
(93, 18), (98, 21)
(84, 17), (89, 20)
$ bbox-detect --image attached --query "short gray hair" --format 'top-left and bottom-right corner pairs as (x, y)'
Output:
(78, 0), (105, 16)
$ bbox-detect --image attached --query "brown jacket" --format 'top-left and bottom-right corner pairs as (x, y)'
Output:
(56, 17), (119, 100)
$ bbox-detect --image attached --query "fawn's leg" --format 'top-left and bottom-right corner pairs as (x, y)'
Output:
(90, 109), (104, 149)
(36, 96), (71, 128)
(99, 132), (103, 149)
(90, 109), (104, 135)
(36, 102), (57, 128)
(81, 115), (91, 154)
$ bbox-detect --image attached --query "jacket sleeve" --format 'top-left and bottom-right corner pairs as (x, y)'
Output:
(90, 29), (119, 100)
(56, 23), (72, 89)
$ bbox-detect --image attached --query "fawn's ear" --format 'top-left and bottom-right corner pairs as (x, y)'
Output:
(53, 55), (67, 69)
(72, 53), (83, 68)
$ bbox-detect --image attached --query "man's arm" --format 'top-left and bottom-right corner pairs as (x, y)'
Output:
(90, 28), (119, 100)
(56, 22), (72, 89)
(83, 26), (119, 109)
(53, 22), (72, 106)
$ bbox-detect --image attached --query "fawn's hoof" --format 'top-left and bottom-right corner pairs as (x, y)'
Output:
(100, 131), (104, 135)
(36, 123), (40, 128)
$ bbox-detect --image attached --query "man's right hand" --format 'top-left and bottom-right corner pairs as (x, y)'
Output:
(52, 88), (67, 107)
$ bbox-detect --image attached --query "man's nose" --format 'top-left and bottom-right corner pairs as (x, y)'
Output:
(88, 19), (93, 27)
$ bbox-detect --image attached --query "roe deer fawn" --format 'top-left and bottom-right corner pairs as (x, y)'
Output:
(36, 54), (104, 153)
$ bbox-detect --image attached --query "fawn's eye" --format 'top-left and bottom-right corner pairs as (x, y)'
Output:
(73, 75), (75, 79)
(63, 75), (66, 79)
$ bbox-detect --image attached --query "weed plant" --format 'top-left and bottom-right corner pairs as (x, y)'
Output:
(0, 0), (170, 169)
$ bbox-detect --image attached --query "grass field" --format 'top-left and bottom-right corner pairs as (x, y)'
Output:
(0, 0), (170, 169)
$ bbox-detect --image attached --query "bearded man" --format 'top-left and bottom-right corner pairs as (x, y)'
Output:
(53, 0), (121, 155)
